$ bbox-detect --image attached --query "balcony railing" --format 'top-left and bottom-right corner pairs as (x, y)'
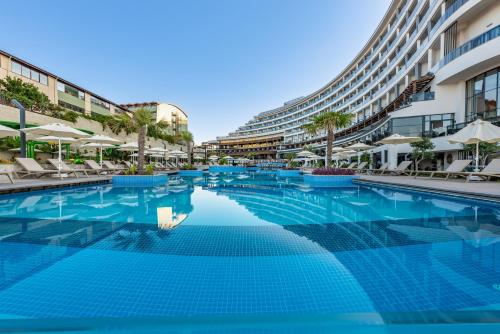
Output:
(435, 24), (500, 70)
(409, 91), (435, 102)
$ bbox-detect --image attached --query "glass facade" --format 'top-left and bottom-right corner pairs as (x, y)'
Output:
(57, 82), (85, 100)
(90, 96), (110, 110)
(390, 113), (454, 137)
(465, 66), (499, 122)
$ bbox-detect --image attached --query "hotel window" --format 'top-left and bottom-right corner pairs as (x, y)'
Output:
(91, 96), (110, 110)
(465, 67), (499, 122)
(58, 100), (85, 113)
(424, 113), (454, 136)
(57, 82), (85, 100)
(11, 60), (48, 85)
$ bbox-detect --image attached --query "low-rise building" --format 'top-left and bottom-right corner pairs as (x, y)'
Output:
(121, 102), (188, 136)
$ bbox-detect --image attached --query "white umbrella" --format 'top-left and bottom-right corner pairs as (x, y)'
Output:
(148, 146), (169, 153)
(118, 142), (139, 151)
(193, 155), (204, 160)
(81, 142), (116, 166)
(208, 155), (219, 160)
(0, 124), (20, 138)
(331, 147), (346, 153)
(346, 143), (374, 163)
(168, 150), (186, 165)
(448, 119), (500, 171)
(296, 150), (314, 157)
(376, 134), (422, 145)
(222, 155), (234, 160)
(36, 135), (78, 143)
(82, 134), (119, 167)
(377, 134), (422, 170)
(20, 123), (90, 175)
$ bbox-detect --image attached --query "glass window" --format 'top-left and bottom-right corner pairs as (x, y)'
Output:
(21, 65), (30, 78)
(485, 70), (497, 91)
(11, 61), (21, 74)
(465, 66), (500, 122)
(57, 82), (65, 92)
(30, 70), (39, 82)
(39, 74), (48, 85)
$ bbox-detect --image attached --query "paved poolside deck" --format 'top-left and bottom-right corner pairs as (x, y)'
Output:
(356, 175), (500, 201)
(0, 176), (112, 194)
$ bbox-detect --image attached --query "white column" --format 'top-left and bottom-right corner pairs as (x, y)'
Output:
(387, 144), (398, 170)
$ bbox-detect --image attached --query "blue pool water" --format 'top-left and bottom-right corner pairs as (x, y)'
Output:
(0, 171), (499, 326)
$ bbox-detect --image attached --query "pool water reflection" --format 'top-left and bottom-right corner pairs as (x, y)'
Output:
(0, 171), (498, 320)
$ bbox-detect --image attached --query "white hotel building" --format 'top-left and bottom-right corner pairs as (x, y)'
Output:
(216, 0), (500, 169)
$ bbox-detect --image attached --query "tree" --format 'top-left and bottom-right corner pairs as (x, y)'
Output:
(410, 137), (435, 173)
(180, 131), (194, 164)
(0, 76), (53, 112)
(302, 111), (353, 164)
(283, 152), (296, 166)
(463, 142), (498, 165)
(108, 108), (169, 174)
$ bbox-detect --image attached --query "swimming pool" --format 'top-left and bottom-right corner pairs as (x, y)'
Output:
(0, 171), (498, 330)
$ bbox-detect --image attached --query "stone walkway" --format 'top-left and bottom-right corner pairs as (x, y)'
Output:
(357, 175), (500, 200)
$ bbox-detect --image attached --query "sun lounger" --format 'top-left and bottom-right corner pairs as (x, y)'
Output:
(367, 162), (388, 174)
(0, 170), (14, 183)
(123, 161), (133, 168)
(47, 159), (93, 178)
(462, 159), (500, 182)
(354, 161), (368, 172)
(341, 162), (357, 169)
(102, 161), (125, 172)
(84, 160), (113, 175)
(381, 160), (413, 176)
(15, 158), (62, 178)
(418, 159), (472, 179)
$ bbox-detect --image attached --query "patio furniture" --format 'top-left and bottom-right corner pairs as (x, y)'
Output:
(47, 159), (93, 178)
(102, 160), (125, 172)
(342, 162), (357, 169)
(367, 162), (388, 174)
(15, 158), (62, 179)
(84, 160), (112, 175)
(421, 160), (472, 179)
(354, 161), (368, 172)
(463, 158), (500, 182)
(381, 160), (413, 176)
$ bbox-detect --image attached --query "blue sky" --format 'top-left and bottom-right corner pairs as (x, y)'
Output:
(0, 0), (390, 143)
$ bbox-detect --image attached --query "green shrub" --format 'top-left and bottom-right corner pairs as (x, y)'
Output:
(145, 164), (155, 175)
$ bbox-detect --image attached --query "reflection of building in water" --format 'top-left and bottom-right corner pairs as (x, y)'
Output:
(157, 207), (187, 230)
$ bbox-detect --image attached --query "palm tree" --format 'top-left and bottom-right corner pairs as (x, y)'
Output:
(180, 131), (194, 164)
(108, 108), (169, 174)
(302, 111), (353, 165)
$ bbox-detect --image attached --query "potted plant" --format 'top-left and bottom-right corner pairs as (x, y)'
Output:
(303, 167), (359, 187)
(178, 163), (203, 176)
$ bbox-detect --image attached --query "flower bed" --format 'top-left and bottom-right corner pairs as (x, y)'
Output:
(312, 168), (355, 175)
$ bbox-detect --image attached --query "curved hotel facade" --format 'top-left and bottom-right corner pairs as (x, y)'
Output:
(217, 0), (500, 168)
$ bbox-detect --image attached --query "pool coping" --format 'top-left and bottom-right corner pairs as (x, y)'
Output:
(354, 178), (500, 204)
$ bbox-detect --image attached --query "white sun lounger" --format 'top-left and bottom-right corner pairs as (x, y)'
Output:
(47, 159), (93, 178)
(381, 160), (413, 176)
(16, 158), (63, 179)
